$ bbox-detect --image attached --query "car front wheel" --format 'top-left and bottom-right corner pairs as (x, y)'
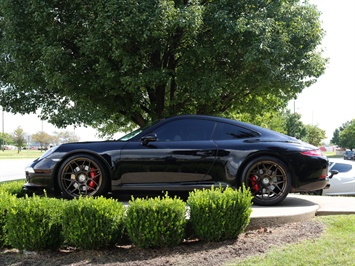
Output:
(57, 154), (108, 199)
(242, 156), (291, 206)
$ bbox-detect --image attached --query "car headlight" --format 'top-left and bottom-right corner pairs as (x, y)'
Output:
(25, 166), (35, 174)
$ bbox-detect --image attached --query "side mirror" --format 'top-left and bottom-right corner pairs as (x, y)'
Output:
(140, 133), (157, 146)
(328, 170), (339, 179)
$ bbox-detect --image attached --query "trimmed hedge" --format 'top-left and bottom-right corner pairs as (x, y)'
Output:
(0, 191), (17, 248)
(125, 194), (186, 248)
(0, 181), (253, 250)
(62, 196), (125, 250)
(0, 180), (26, 197)
(187, 186), (252, 241)
(5, 195), (64, 251)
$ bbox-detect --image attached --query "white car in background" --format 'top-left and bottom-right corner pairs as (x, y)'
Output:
(302, 158), (355, 196)
(323, 159), (355, 196)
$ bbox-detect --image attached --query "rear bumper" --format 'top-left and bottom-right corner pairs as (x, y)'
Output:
(295, 178), (329, 192)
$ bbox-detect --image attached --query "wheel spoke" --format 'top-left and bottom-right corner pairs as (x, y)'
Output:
(59, 156), (104, 198)
(246, 159), (289, 205)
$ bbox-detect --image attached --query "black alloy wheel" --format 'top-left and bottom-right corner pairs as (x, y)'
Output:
(242, 156), (291, 206)
(57, 154), (108, 199)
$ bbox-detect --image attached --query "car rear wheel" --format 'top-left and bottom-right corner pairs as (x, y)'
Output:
(242, 156), (291, 206)
(57, 154), (108, 199)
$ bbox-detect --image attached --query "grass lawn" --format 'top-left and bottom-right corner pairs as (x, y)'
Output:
(0, 149), (43, 159)
(229, 215), (355, 265)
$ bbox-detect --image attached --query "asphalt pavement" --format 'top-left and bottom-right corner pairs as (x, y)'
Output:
(0, 159), (32, 182)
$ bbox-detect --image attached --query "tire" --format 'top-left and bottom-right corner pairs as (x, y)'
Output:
(242, 156), (291, 206)
(57, 154), (108, 199)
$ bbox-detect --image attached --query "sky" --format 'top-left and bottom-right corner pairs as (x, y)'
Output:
(1, 0), (355, 143)
(287, 0), (355, 142)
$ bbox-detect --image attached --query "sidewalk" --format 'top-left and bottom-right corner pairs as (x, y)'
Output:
(248, 194), (355, 229)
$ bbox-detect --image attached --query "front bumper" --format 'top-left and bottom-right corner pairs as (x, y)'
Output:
(23, 162), (55, 193)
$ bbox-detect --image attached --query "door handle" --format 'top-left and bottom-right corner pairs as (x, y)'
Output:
(196, 150), (214, 156)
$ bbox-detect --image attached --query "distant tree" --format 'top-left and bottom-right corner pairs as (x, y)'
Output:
(53, 131), (80, 145)
(11, 126), (26, 153)
(331, 121), (351, 146)
(0, 0), (327, 136)
(330, 128), (340, 146)
(302, 124), (326, 147)
(1, 132), (14, 150)
(32, 131), (53, 151)
(339, 119), (355, 150)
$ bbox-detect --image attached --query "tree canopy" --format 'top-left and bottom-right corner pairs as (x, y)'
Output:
(338, 119), (355, 150)
(0, 0), (327, 135)
(303, 124), (325, 147)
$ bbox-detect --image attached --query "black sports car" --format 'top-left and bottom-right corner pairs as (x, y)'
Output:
(24, 115), (329, 205)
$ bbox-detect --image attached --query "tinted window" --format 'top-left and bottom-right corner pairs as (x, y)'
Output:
(212, 122), (259, 140)
(154, 119), (215, 141)
(331, 163), (352, 173)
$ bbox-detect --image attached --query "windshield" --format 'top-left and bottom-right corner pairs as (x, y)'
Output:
(118, 120), (160, 141)
(118, 127), (144, 141)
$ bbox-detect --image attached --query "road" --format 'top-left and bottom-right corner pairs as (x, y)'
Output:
(0, 159), (34, 182)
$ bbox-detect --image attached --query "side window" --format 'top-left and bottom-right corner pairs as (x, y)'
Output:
(154, 119), (215, 141)
(331, 163), (352, 173)
(212, 122), (259, 140)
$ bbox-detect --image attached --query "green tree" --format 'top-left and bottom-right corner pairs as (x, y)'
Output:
(233, 110), (287, 134)
(0, 0), (327, 136)
(284, 110), (306, 139)
(331, 128), (340, 146)
(1, 132), (13, 150)
(32, 131), (53, 150)
(11, 126), (26, 153)
(331, 121), (351, 146)
(339, 119), (355, 150)
(302, 124), (326, 147)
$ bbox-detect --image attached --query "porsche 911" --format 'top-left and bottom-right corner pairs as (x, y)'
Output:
(24, 115), (329, 205)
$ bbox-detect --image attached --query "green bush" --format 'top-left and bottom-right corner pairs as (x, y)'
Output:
(0, 191), (17, 248)
(62, 196), (125, 250)
(187, 186), (252, 241)
(0, 180), (26, 197)
(5, 195), (64, 251)
(125, 194), (187, 248)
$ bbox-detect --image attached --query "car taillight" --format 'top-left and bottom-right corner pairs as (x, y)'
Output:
(301, 149), (323, 157)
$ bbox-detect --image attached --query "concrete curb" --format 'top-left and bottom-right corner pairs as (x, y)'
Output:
(246, 194), (355, 230)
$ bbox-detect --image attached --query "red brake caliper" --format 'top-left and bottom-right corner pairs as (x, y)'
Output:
(250, 175), (260, 192)
(88, 166), (97, 190)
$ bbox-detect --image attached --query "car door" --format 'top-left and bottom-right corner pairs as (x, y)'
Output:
(117, 118), (217, 187)
(208, 122), (262, 184)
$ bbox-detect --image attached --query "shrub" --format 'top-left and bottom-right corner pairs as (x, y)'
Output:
(0, 180), (26, 197)
(5, 195), (64, 251)
(125, 194), (186, 248)
(0, 191), (17, 248)
(62, 196), (125, 250)
(187, 186), (252, 241)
